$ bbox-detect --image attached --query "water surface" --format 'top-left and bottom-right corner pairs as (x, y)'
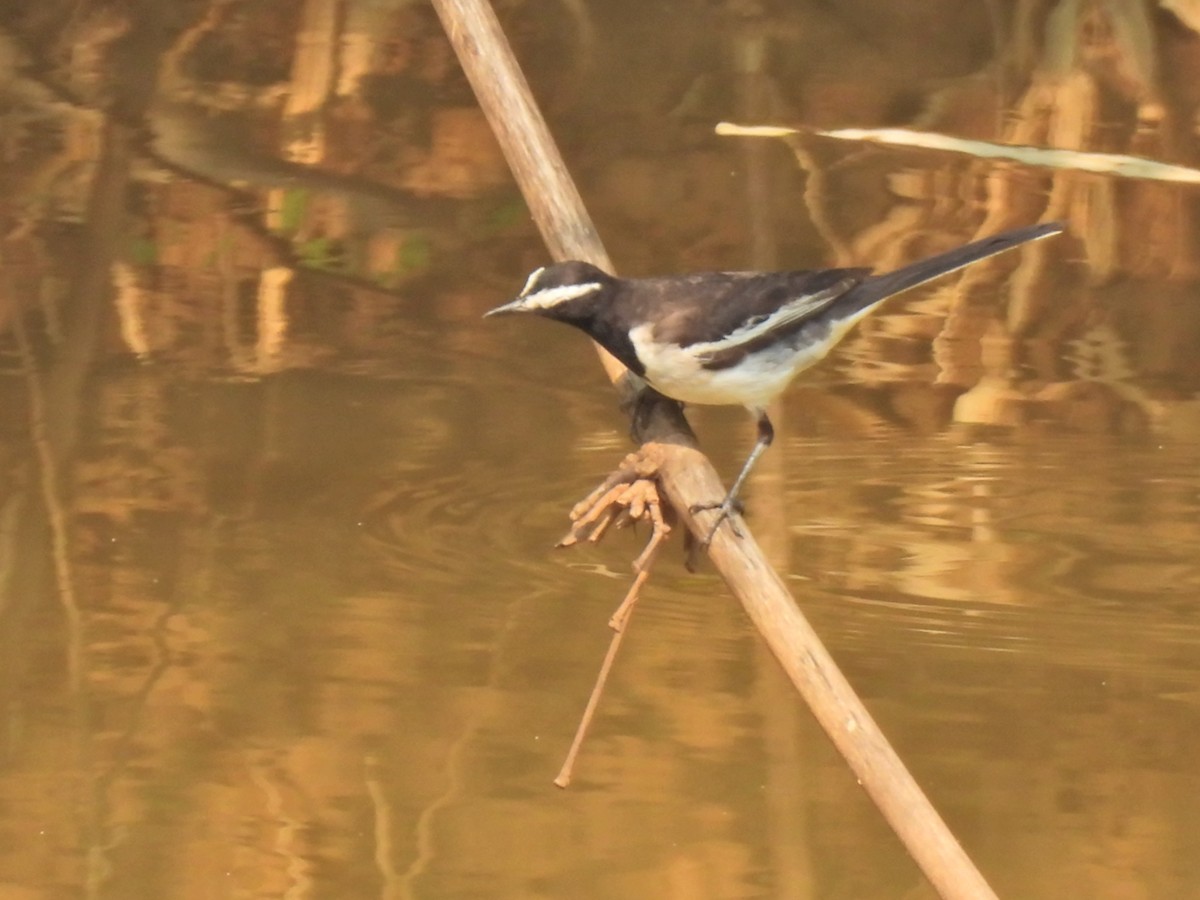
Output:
(2, 1), (1200, 898)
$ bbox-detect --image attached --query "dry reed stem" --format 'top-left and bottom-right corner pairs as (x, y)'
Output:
(432, 2), (1002, 895)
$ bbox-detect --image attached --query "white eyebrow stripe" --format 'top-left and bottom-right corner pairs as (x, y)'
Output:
(519, 267), (546, 297)
(688, 280), (852, 354)
(521, 282), (603, 310)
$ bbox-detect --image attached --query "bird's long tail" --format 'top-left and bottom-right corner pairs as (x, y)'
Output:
(836, 221), (1063, 319)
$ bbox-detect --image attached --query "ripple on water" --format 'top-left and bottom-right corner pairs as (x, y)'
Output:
(358, 458), (623, 597)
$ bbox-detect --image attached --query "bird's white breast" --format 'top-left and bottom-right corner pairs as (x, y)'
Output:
(629, 323), (832, 409)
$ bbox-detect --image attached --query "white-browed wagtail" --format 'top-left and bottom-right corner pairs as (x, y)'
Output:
(486, 221), (1065, 544)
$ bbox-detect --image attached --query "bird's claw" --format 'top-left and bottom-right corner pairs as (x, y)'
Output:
(689, 497), (745, 547)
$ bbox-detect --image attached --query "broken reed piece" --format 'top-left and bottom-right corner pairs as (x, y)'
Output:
(554, 449), (673, 785)
(431, 1), (1000, 897)
(557, 449), (672, 548)
(553, 501), (671, 789)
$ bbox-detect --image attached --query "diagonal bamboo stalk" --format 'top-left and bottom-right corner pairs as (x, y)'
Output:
(430, 1), (1001, 897)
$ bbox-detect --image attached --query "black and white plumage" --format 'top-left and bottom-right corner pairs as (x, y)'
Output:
(486, 221), (1065, 544)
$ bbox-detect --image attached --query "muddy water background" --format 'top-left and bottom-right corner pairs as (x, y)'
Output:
(3, 1), (1200, 898)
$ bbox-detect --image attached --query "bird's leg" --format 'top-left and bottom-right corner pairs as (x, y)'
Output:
(691, 411), (774, 546)
(628, 386), (655, 442)
(623, 382), (679, 443)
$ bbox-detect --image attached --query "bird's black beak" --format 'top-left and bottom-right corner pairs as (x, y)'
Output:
(482, 298), (527, 318)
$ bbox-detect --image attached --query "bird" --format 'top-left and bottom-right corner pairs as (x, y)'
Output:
(485, 221), (1064, 546)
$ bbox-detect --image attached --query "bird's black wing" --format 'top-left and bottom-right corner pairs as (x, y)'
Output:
(631, 268), (871, 351)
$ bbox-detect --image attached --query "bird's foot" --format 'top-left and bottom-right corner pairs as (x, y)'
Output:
(689, 496), (746, 547)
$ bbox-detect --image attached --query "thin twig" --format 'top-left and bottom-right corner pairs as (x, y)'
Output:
(554, 523), (668, 789)
(554, 454), (671, 782)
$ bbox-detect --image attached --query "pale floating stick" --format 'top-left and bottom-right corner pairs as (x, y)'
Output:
(717, 121), (1200, 184)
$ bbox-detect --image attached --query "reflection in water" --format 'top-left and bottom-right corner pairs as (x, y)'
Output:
(1, 1), (1200, 898)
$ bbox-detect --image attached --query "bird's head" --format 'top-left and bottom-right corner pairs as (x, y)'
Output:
(484, 261), (615, 323)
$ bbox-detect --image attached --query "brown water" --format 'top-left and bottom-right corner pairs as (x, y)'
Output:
(3, 2), (1200, 898)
